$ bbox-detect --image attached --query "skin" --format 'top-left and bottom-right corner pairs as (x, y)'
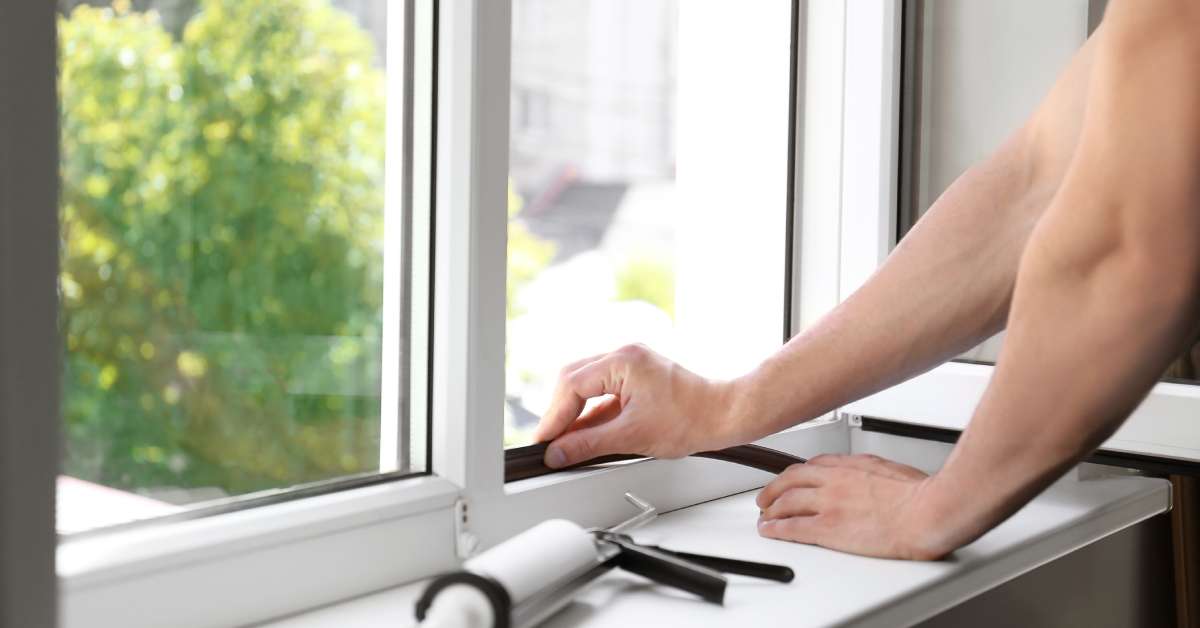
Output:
(533, 0), (1200, 560)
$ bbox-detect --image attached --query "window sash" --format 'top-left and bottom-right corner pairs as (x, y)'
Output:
(443, 0), (839, 548)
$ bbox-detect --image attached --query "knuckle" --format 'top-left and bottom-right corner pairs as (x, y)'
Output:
(616, 343), (649, 364)
(568, 433), (596, 460)
(564, 368), (587, 389)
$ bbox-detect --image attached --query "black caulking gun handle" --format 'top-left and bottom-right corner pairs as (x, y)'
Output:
(608, 536), (728, 605)
(646, 547), (795, 583)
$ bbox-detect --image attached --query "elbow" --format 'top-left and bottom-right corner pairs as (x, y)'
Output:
(1025, 199), (1200, 323)
(1085, 232), (1198, 321)
(1120, 245), (1200, 319)
(1111, 200), (1200, 315)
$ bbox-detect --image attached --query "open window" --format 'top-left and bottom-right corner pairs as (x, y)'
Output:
(502, 0), (791, 448)
(49, 1), (843, 626)
(433, 0), (850, 551)
(19, 1), (1190, 627)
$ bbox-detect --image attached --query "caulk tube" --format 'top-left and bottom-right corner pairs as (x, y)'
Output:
(415, 519), (599, 628)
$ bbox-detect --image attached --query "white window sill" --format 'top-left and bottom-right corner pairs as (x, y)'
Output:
(261, 435), (1169, 628)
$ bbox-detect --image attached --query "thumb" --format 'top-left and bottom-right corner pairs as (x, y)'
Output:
(544, 420), (624, 469)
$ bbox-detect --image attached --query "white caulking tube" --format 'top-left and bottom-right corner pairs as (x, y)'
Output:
(415, 519), (600, 628)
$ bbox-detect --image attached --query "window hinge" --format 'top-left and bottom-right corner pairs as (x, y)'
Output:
(454, 498), (480, 559)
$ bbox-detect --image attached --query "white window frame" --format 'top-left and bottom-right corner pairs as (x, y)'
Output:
(57, 4), (462, 627)
(430, 0), (848, 549)
(53, 2), (850, 627)
(837, 1), (1200, 464)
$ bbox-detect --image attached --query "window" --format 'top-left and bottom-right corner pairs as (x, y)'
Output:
(56, 0), (427, 535)
(895, 0), (1200, 383)
(504, 0), (794, 446)
(43, 2), (846, 626)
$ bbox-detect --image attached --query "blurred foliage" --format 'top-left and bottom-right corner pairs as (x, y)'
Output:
(506, 182), (555, 319)
(59, 0), (388, 498)
(615, 256), (675, 320)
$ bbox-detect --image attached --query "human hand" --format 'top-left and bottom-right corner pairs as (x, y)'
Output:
(533, 344), (740, 469)
(756, 454), (951, 560)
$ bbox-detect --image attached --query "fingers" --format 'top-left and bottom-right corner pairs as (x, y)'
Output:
(755, 464), (825, 510)
(532, 353), (609, 442)
(563, 395), (622, 434)
(760, 487), (820, 521)
(544, 419), (625, 468)
(807, 453), (927, 482)
(758, 516), (823, 545)
(534, 344), (661, 443)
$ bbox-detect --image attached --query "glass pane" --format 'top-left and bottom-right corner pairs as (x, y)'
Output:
(505, 0), (792, 446)
(56, 0), (411, 534)
(897, 0), (1200, 382)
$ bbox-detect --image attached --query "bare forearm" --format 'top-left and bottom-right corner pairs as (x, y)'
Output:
(723, 35), (1098, 446)
(730, 150), (1045, 442)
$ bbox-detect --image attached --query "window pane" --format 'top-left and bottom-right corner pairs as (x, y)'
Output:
(897, 0), (1200, 382)
(505, 0), (793, 446)
(57, 0), (413, 534)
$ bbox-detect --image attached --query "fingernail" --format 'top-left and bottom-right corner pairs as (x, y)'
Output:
(546, 447), (566, 469)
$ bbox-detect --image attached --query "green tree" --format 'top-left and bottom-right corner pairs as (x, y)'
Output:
(60, 0), (387, 496)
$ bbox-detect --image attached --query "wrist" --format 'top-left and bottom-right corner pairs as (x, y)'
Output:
(898, 472), (989, 560)
(708, 371), (763, 448)
(895, 478), (956, 560)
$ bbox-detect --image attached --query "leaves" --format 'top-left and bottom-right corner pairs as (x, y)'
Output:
(60, 0), (387, 497)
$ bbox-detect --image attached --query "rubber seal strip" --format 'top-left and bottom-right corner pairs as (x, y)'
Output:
(505, 442), (806, 483)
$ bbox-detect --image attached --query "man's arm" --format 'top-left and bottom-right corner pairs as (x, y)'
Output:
(534, 33), (1097, 467)
(906, 0), (1200, 556)
(758, 0), (1200, 559)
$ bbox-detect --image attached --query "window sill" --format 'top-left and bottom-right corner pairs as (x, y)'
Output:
(261, 433), (1170, 628)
